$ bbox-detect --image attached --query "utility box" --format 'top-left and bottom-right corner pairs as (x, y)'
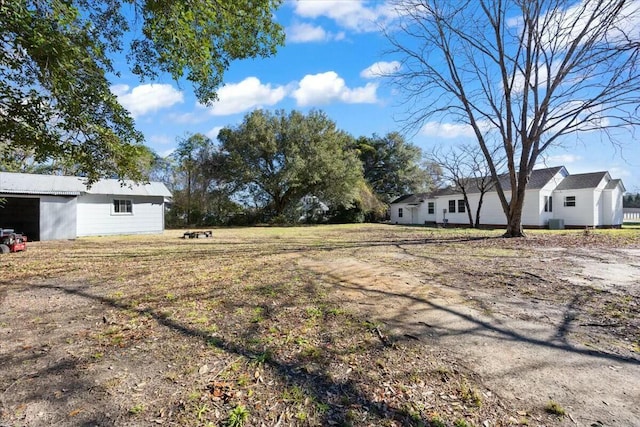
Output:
(548, 219), (565, 230)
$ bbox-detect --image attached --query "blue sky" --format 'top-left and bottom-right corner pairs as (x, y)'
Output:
(108, 0), (640, 192)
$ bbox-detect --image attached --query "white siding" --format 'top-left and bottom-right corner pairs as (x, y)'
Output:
(603, 185), (624, 226)
(77, 194), (165, 236)
(553, 189), (596, 226)
(40, 196), (77, 240)
(466, 193), (506, 225)
(423, 200), (438, 223)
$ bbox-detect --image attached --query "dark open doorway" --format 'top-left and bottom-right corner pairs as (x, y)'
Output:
(0, 197), (40, 241)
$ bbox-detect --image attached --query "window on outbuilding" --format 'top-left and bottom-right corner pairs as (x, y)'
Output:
(448, 200), (456, 213)
(113, 199), (133, 214)
(544, 196), (553, 212)
(564, 196), (576, 207)
(398, 207), (403, 218)
(458, 199), (466, 213)
(428, 202), (435, 214)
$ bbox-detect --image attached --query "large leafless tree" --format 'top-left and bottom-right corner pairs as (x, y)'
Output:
(388, 0), (640, 236)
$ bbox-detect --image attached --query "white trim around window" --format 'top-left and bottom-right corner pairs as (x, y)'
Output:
(112, 199), (133, 215)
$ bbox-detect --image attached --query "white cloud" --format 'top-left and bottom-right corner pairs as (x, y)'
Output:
(544, 154), (582, 164)
(206, 126), (224, 140)
(420, 121), (477, 139)
(207, 77), (287, 116)
(293, 0), (398, 32)
(507, 0), (640, 49)
(292, 71), (378, 106)
(111, 84), (183, 117)
(361, 61), (401, 79)
(286, 22), (345, 43)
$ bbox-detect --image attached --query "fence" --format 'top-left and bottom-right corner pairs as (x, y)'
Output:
(623, 208), (640, 222)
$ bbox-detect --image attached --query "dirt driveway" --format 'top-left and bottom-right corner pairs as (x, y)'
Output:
(298, 244), (640, 426)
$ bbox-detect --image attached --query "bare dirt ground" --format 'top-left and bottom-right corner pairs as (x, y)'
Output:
(0, 226), (638, 427)
(298, 243), (640, 426)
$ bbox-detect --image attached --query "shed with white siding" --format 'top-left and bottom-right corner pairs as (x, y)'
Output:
(0, 172), (171, 241)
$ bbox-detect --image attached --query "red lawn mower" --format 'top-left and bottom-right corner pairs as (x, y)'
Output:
(0, 229), (27, 254)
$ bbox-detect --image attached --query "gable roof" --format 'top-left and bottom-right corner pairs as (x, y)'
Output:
(554, 171), (608, 191)
(525, 166), (567, 190)
(426, 166), (566, 197)
(605, 178), (625, 192)
(0, 172), (172, 197)
(390, 193), (432, 204)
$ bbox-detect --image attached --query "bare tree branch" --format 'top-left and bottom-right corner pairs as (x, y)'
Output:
(387, 0), (640, 236)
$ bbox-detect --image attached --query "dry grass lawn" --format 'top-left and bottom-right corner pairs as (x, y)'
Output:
(1, 224), (638, 426)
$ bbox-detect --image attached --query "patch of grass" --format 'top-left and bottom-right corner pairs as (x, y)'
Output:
(226, 405), (249, 427)
(250, 307), (265, 323)
(459, 379), (482, 407)
(545, 400), (566, 416)
(252, 350), (272, 365)
(429, 414), (446, 427)
(454, 419), (473, 427)
(300, 345), (322, 360)
(128, 404), (144, 415)
(282, 385), (305, 404)
(325, 307), (347, 316)
(195, 403), (209, 420)
(305, 306), (323, 319)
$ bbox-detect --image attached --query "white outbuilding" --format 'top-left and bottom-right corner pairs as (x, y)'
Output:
(0, 172), (172, 241)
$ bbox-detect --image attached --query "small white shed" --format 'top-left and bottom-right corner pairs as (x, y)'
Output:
(0, 172), (172, 241)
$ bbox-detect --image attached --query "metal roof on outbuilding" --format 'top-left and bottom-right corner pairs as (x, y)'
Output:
(0, 172), (172, 198)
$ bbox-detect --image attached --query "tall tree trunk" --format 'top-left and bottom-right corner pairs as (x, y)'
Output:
(463, 194), (474, 227)
(475, 193), (484, 228)
(504, 194), (525, 237)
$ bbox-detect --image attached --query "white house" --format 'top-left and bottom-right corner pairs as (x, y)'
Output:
(390, 166), (625, 228)
(0, 172), (172, 240)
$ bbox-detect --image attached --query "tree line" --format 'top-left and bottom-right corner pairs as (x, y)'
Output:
(3, 0), (638, 236)
(152, 109), (439, 227)
(624, 194), (640, 209)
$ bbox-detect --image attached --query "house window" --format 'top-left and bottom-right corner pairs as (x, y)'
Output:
(113, 199), (133, 214)
(564, 196), (576, 207)
(428, 202), (435, 214)
(544, 196), (553, 212)
(448, 200), (456, 213)
(458, 199), (466, 213)
(398, 207), (403, 218)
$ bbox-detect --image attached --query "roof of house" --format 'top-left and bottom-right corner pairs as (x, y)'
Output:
(391, 166), (566, 203)
(0, 172), (172, 197)
(554, 171), (608, 191)
(390, 193), (432, 204)
(605, 179), (625, 191)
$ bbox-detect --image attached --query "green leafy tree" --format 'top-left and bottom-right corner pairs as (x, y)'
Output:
(1, 0), (284, 182)
(624, 193), (640, 208)
(217, 109), (363, 220)
(354, 132), (435, 203)
(171, 133), (227, 226)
